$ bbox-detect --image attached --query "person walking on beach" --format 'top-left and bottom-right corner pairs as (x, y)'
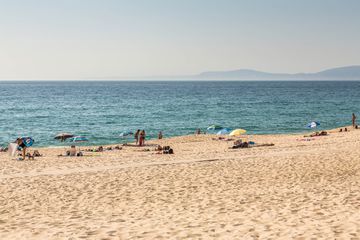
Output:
(158, 131), (163, 139)
(352, 113), (357, 127)
(135, 129), (140, 145)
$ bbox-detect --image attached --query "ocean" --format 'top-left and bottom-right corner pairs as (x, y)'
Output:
(0, 81), (359, 147)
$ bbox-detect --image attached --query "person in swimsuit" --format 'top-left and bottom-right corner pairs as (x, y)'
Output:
(141, 130), (146, 146)
(134, 129), (140, 145)
(158, 131), (163, 139)
(138, 130), (143, 146)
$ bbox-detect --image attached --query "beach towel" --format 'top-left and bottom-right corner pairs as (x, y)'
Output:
(8, 143), (18, 157)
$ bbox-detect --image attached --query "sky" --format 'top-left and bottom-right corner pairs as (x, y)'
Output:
(0, 0), (360, 80)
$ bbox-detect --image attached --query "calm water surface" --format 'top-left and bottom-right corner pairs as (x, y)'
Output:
(0, 81), (359, 147)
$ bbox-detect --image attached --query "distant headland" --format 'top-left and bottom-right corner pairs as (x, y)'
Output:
(99, 65), (360, 81)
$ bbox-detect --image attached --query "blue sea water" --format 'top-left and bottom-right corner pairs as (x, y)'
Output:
(0, 81), (359, 147)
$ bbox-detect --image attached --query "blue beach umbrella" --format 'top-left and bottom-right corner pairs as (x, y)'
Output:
(216, 128), (232, 135)
(68, 136), (88, 152)
(307, 121), (320, 129)
(119, 130), (133, 137)
(207, 125), (223, 131)
(69, 136), (89, 143)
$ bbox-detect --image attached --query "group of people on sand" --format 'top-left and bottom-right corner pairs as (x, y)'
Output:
(134, 130), (164, 146)
(134, 130), (146, 146)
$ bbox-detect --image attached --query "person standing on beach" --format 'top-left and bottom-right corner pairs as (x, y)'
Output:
(135, 129), (140, 145)
(158, 131), (163, 139)
(352, 113), (357, 127)
(142, 130), (146, 146)
(139, 130), (145, 146)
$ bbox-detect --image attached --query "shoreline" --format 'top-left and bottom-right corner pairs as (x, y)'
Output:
(30, 125), (352, 150)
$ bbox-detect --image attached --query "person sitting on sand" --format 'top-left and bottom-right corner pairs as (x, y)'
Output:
(69, 145), (76, 156)
(26, 152), (34, 160)
(33, 150), (42, 157)
(158, 131), (163, 139)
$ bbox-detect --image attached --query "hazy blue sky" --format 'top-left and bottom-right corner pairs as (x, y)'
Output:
(1, 0), (359, 80)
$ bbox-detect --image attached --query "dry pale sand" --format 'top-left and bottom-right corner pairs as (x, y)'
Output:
(1, 127), (360, 239)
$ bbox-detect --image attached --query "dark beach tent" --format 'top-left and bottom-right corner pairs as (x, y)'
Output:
(207, 125), (223, 131)
(68, 136), (89, 143)
(54, 133), (74, 141)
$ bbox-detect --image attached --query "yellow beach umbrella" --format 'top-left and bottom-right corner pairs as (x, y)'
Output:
(229, 129), (247, 136)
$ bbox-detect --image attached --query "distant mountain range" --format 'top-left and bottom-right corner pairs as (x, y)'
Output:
(95, 65), (360, 80)
(192, 65), (360, 80)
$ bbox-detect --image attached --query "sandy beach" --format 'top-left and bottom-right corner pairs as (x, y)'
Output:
(1, 127), (360, 239)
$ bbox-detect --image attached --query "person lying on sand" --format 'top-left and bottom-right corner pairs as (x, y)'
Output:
(212, 137), (234, 141)
(23, 150), (42, 160)
(231, 140), (249, 149)
(0, 147), (8, 152)
(84, 146), (122, 152)
(230, 140), (274, 149)
(305, 131), (328, 137)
